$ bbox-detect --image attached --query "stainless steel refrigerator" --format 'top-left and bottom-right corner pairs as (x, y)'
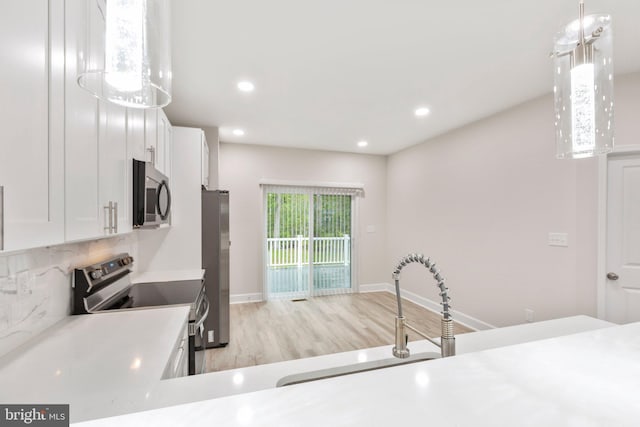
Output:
(202, 189), (230, 348)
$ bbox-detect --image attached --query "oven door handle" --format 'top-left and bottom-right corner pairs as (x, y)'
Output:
(195, 293), (210, 330)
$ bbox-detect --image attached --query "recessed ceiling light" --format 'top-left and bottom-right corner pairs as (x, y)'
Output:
(357, 140), (368, 148)
(233, 129), (245, 136)
(237, 81), (255, 92)
(414, 107), (430, 117)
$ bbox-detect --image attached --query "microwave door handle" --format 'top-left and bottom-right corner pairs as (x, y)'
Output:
(157, 181), (171, 220)
(165, 184), (172, 219)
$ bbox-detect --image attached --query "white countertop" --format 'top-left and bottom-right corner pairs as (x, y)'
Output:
(130, 269), (205, 284)
(76, 319), (640, 427)
(0, 309), (614, 425)
(134, 315), (613, 412)
(0, 306), (190, 422)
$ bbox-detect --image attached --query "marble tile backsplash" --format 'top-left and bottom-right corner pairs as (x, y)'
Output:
(0, 234), (138, 358)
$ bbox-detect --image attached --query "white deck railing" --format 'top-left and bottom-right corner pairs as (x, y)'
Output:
(267, 235), (350, 267)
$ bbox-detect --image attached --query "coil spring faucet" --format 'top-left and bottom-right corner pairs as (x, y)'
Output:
(392, 253), (455, 359)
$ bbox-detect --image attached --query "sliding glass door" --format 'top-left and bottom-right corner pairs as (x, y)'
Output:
(265, 191), (311, 298)
(264, 186), (356, 300)
(311, 194), (351, 294)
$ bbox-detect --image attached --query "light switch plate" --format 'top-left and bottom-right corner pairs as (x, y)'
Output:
(548, 232), (569, 247)
(366, 225), (376, 233)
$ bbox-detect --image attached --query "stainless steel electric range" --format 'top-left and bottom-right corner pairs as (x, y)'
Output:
(72, 253), (209, 375)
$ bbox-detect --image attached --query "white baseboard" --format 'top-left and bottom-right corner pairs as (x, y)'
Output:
(363, 283), (495, 332)
(230, 286), (496, 331)
(230, 293), (263, 304)
(359, 283), (391, 293)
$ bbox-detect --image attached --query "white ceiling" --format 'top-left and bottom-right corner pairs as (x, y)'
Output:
(166, 0), (640, 155)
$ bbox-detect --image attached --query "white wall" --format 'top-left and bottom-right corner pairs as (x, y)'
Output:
(219, 143), (388, 296)
(0, 234), (138, 358)
(137, 127), (203, 272)
(386, 72), (640, 328)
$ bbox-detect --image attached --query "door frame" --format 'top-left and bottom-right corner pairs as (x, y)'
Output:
(597, 144), (640, 318)
(259, 180), (363, 301)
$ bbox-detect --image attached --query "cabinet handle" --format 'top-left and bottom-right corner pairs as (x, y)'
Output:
(109, 201), (113, 233)
(113, 202), (118, 234)
(147, 147), (156, 166)
(0, 186), (4, 251)
(104, 202), (113, 234)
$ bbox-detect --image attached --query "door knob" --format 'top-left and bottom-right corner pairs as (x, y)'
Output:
(607, 272), (619, 281)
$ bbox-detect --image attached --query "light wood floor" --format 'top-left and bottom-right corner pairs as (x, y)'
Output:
(205, 292), (472, 372)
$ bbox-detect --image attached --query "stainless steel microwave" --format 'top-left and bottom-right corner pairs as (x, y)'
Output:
(133, 159), (171, 228)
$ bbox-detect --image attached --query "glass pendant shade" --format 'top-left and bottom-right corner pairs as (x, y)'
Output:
(78, 0), (172, 109)
(553, 13), (613, 159)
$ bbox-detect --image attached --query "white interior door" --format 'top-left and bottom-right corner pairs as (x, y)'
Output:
(606, 154), (640, 324)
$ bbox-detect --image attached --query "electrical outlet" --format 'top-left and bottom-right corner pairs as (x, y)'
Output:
(208, 330), (214, 343)
(16, 271), (31, 296)
(548, 232), (569, 247)
(525, 309), (535, 323)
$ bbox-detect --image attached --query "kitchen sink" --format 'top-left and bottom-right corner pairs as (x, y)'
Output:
(276, 352), (440, 387)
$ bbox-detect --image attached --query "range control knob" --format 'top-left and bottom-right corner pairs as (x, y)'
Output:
(90, 270), (103, 280)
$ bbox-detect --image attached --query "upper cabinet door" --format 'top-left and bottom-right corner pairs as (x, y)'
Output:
(64, 0), (102, 241)
(166, 123), (173, 179)
(0, 0), (65, 251)
(99, 101), (131, 235)
(127, 108), (146, 162)
(156, 109), (172, 177)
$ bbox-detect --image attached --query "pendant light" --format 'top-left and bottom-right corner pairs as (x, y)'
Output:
(552, 0), (613, 159)
(78, 0), (172, 109)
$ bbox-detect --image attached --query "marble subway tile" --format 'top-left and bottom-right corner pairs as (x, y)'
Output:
(0, 234), (138, 358)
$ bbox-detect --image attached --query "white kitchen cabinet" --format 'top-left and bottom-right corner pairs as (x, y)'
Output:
(65, 0), (130, 240)
(161, 325), (189, 379)
(127, 108), (146, 162)
(145, 108), (173, 177)
(0, 0), (65, 251)
(201, 138), (210, 189)
(157, 109), (171, 178)
(99, 101), (131, 235)
(166, 123), (174, 179)
(64, 0), (103, 241)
